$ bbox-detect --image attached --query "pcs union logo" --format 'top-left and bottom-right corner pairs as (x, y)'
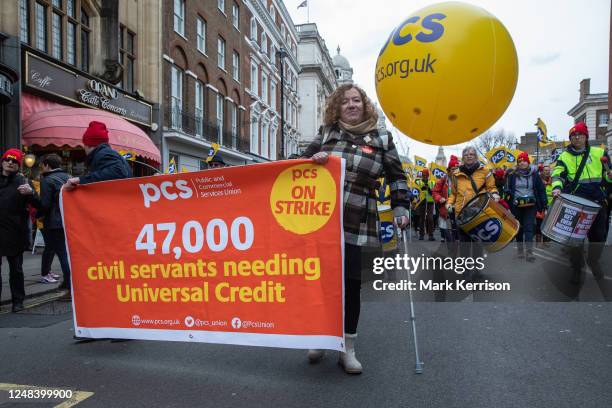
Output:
(491, 150), (506, 164)
(468, 219), (502, 243)
(231, 317), (242, 329)
(132, 315), (141, 326)
(379, 222), (395, 243)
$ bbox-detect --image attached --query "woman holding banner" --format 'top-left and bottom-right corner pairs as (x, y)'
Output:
(302, 84), (411, 374)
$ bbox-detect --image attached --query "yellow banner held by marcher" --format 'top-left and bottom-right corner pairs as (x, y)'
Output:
(414, 155), (427, 168)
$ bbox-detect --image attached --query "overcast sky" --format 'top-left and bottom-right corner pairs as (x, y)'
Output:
(285, 0), (610, 162)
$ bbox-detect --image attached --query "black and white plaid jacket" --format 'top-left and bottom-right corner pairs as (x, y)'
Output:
(303, 124), (411, 247)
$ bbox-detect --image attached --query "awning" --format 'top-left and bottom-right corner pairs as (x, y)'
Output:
(21, 93), (160, 163)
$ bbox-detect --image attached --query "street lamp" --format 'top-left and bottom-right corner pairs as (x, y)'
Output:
(276, 47), (288, 158)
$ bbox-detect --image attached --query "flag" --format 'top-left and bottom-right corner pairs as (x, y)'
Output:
(205, 143), (221, 163)
(505, 149), (518, 168)
(297, 0), (307, 8)
(167, 157), (177, 174)
(430, 164), (447, 180)
(536, 118), (553, 147)
(414, 155), (427, 168)
(485, 146), (508, 167)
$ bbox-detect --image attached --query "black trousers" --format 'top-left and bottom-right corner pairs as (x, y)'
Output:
(416, 201), (434, 238)
(345, 244), (362, 335)
(0, 253), (26, 305)
(569, 203), (609, 269)
(41, 228), (71, 286)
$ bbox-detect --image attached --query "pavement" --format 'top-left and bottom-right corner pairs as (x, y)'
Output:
(0, 249), (68, 310)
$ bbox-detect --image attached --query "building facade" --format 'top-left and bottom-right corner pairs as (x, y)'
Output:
(0, 0), (163, 175)
(246, 0), (301, 160)
(567, 78), (609, 147)
(162, 0), (255, 170)
(295, 22), (336, 152)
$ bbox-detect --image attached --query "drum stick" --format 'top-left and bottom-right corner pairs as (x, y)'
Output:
(396, 220), (424, 374)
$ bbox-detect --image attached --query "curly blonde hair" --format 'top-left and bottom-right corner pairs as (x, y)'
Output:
(323, 84), (378, 126)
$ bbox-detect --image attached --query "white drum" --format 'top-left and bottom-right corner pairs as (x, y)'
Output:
(541, 193), (601, 246)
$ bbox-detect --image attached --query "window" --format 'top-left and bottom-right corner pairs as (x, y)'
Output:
(218, 0), (225, 13)
(270, 126), (277, 159)
(269, 5), (276, 23)
(174, 0), (184, 36)
(35, 2), (47, 52)
(270, 81), (276, 109)
(598, 110), (609, 127)
(232, 51), (240, 81)
(195, 80), (205, 137)
(261, 121), (269, 158)
(250, 18), (257, 41)
(281, 25), (285, 40)
(52, 12), (62, 59)
(216, 94), (224, 143)
(52, 0), (61, 7)
(19, 0), (29, 44)
(67, 22), (76, 65)
(261, 72), (268, 104)
(120, 26), (136, 92)
(261, 32), (268, 54)
(80, 8), (90, 72)
(250, 63), (258, 95)
(230, 103), (238, 148)
(170, 66), (183, 129)
(232, 3), (239, 29)
(197, 17), (206, 53)
(66, 0), (74, 17)
(250, 117), (259, 154)
(270, 44), (276, 62)
(217, 37), (225, 69)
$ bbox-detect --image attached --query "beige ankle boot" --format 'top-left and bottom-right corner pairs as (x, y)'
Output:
(339, 333), (362, 374)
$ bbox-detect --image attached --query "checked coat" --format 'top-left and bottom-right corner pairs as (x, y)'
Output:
(302, 124), (411, 247)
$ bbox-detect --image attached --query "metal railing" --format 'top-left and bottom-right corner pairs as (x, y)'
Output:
(164, 107), (249, 151)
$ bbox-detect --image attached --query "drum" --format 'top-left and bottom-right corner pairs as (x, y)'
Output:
(378, 205), (398, 252)
(456, 193), (519, 252)
(541, 194), (601, 246)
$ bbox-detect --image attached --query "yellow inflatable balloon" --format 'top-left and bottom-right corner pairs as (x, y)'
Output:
(375, 2), (518, 146)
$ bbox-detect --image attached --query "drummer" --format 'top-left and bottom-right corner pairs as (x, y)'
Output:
(446, 146), (500, 279)
(551, 122), (612, 282)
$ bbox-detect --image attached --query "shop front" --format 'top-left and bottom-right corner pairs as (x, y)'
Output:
(21, 49), (160, 177)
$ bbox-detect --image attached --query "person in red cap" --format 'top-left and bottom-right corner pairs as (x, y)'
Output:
(551, 121), (612, 282)
(415, 167), (435, 241)
(433, 155), (460, 246)
(506, 151), (547, 262)
(64, 121), (132, 191)
(1, 148), (40, 312)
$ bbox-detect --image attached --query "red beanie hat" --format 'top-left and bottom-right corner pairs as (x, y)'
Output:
(518, 151), (530, 164)
(421, 168), (429, 177)
(2, 148), (23, 166)
(569, 122), (588, 139)
(493, 168), (505, 179)
(82, 121), (109, 147)
(447, 155), (460, 169)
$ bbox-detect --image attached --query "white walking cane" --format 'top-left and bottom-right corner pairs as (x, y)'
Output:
(397, 219), (424, 374)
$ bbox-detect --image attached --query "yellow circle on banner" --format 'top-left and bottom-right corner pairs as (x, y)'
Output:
(270, 164), (337, 234)
(375, 2), (518, 146)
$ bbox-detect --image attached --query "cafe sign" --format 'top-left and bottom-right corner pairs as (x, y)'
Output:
(24, 51), (152, 128)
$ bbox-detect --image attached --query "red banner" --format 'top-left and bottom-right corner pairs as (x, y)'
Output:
(61, 158), (345, 350)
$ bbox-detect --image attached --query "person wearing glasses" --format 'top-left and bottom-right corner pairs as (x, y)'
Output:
(551, 122), (612, 282)
(0, 148), (40, 312)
